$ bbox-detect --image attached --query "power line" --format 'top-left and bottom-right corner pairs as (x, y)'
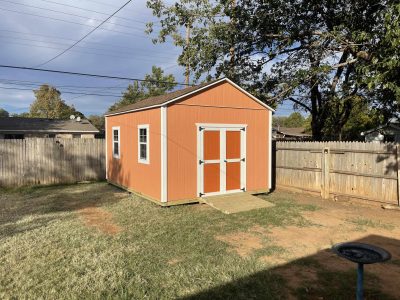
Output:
(66, 82), (128, 102)
(0, 36), (176, 61)
(34, 0), (150, 25)
(3, 40), (173, 63)
(0, 78), (128, 89)
(0, 29), (179, 55)
(0, 7), (151, 39)
(0, 0), (145, 31)
(0, 64), (191, 86)
(0, 85), (123, 97)
(80, 0), (121, 8)
(0, 81), (124, 95)
(34, 0), (133, 67)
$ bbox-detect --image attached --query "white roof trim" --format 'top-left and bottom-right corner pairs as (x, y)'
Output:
(104, 78), (275, 117)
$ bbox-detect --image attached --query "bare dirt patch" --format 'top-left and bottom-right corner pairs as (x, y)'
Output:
(79, 207), (122, 235)
(216, 231), (264, 257)
(275, 265), (319, 300)
(265, 191), (400, 299)
(167, 258), (183, 265)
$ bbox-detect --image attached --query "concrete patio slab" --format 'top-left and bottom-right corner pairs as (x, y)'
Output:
(201, 192), (275, 214)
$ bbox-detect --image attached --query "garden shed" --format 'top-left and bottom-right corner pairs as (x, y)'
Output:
(105, 78), (274, 205)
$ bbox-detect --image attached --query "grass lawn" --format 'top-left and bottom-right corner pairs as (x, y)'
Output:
(0, 183), (398, 299)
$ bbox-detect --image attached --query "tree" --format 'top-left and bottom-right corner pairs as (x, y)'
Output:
(11, 112), (30, 118)
(284, 112), (305, 128)
(273, 112), (306, 128)
(340, 104), (382, 140)
(87, 115), (105, 131)
(0, 108), (9, 117)
(358, 3), (400, 122)
(30, 85), (83, 119)
(146, 0), (398, 140)
(109, 66), (177, 111)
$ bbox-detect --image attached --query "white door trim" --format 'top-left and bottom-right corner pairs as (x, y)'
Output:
(197, 124), (247, 198)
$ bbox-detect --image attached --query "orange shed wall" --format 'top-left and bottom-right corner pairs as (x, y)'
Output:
(167, 81), (270, 202)
(106, 108), (161, 201)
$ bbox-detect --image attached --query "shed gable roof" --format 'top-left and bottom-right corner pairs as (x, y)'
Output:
(105, 78), (274, 116)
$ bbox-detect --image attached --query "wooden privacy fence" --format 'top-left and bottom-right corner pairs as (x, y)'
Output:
(275, 141), (400, 205)
(0, 138), (105, 187)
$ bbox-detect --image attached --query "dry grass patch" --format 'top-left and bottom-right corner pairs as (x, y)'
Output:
(79, 207), (122, 235)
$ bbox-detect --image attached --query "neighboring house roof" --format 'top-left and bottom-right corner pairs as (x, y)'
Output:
(0, 117), (99, 133)
(273, 127), (311, 137)
(105, 78), (274, 116)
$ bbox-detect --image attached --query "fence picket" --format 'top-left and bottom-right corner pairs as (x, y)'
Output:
(275, 141), (399, 205)
(0, 138), (105, 187)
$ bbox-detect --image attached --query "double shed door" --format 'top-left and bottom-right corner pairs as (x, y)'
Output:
(198, 124), (246, 197)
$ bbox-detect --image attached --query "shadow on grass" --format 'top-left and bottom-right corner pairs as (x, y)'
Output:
(180, 235), (399, 300)
(0, 182), (127, 238)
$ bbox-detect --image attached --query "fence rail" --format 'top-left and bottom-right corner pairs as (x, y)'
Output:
(275, 141), (400, 205)
(0, 138), (105, 187)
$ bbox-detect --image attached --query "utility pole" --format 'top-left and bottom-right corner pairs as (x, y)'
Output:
(185, 24), (191, 85)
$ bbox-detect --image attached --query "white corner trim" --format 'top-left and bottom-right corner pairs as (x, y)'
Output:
(112, 126), (120, 159)
(105, 117), (108, 179)
(268, 110), (272, 190)
(104, 78), (275, 117)
(138, 124), (150, 164)
(160, 106), (168, 203)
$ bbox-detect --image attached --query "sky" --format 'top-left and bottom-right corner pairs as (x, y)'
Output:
(0, 0), (295, 117)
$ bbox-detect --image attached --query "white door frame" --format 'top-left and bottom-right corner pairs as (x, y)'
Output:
(196, 123), (247, 198)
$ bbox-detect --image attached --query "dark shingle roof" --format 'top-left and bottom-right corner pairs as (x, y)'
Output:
(105, 79), (221, 116)
(0, 117), (99, 133)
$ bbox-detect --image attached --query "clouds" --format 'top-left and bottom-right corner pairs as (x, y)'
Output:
(0, 0), (183, 116)
(0, 0), (295, 117)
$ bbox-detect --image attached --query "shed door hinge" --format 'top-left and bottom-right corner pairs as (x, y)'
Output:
(241, 187), (246, 192)
(241, 158), (245, 162)
(199, 160), (204, 165)
(241, 127), (246, 131)
(199, 192), (205, 197)
(199, 126), (204, 131)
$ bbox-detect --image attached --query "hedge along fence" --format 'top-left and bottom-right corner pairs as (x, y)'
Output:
(0, 138), (105, 187)
(274, 141), (400, 205)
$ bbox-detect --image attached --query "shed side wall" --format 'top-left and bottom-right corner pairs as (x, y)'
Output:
(106, 108), (161, 201)
(167, 81), (270, 202)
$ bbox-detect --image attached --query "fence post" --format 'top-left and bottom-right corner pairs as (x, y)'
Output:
(397, 144), (400, 206)
(322, 147), (330, 199)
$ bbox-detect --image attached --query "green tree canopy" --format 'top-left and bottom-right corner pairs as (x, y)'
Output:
(0, 108), (9, 117)
(87, 115), (105, 131)
(147, 0), (399, 140)
(30, 85), (83, 119)
(108, 66), (177, 112)
(273, 112), (307, 128)
(11, 112), (30, 118)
